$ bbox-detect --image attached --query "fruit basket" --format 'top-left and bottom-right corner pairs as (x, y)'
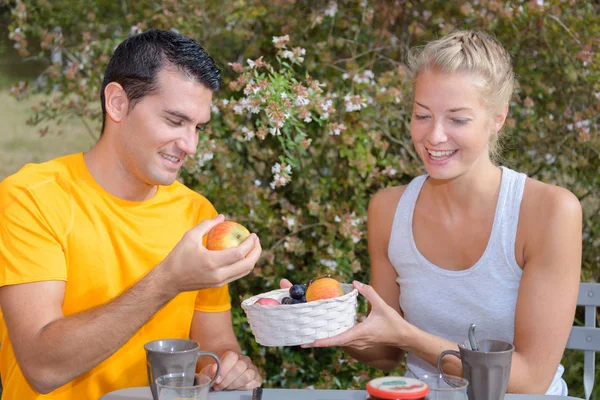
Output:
(241, 283), (358, 347)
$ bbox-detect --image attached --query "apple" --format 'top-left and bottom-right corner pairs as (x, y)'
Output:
(206, 221), (250, 250)
(255, 297), (280, 306)
(305, 277), (345, 302)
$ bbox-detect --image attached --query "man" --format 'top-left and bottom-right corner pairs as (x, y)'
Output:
(0, 29), (262, 399)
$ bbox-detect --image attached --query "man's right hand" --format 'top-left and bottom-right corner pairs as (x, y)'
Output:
(161, 215), (262, 293)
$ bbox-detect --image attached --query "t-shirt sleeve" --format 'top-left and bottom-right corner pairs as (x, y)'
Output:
(194, 285), (232, 312)
(0, 178), (67, 286)
(193, 197), (232, 312)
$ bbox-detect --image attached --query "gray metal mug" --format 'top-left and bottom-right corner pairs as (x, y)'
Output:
(144, 339), (221, 400)
(437, 339), (514, 400)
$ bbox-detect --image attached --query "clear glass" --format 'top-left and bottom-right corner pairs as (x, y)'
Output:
(155, 372), (212, 400)
(421, 373), (469, 400)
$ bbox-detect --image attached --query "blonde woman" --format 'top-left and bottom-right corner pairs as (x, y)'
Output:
(285, 30), (582, 395)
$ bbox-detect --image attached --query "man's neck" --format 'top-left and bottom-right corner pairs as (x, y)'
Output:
(83, 143), (158, 202)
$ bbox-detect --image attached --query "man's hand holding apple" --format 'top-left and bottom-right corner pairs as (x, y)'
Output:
(160, 215), (262, 294)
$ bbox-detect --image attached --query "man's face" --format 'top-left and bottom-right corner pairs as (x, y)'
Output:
(116, 68), (213, 187)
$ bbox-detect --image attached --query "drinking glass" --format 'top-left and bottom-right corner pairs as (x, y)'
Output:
(420, 373), (469, 400)
(156, 372), (212, 400)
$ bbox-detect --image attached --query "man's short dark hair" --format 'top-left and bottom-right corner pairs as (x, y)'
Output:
(100, 29), (222, 134)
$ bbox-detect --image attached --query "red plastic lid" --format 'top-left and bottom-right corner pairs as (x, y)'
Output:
(366, 376), (429, 399)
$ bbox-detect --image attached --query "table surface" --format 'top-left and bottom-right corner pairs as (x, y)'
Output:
(99, 387), (583, 400)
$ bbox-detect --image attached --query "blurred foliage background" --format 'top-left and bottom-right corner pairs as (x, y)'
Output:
(1, 0), (598, 398)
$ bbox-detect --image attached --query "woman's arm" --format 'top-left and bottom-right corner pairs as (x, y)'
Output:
(506, 180), (582, 393)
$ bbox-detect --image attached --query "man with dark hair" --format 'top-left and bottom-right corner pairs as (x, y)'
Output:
(0, 29), (263, 399)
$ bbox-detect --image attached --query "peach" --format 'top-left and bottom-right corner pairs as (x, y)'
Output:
(305, 277), (345, 302)
(206, 221), (250, 250)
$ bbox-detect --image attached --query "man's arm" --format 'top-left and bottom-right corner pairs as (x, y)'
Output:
(190, 310), (262, 391)
(0, 268), (173, 394)
(0, 216), (261, 394)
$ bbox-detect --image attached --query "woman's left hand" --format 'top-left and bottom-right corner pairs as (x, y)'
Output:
(301, 281), (411, 350)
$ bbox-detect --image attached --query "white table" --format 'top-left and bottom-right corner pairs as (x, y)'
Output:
(99, 387), (583, 399)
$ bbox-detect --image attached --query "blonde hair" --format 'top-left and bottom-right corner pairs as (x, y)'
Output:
(407, 30), (516, 160)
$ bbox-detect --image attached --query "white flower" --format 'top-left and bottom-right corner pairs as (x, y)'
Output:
(243, 130), (255, 141)
(247, 58), (255, 68)
(272, 35), (290, 45)
(334, 215), (341, 222)
(272, 163), (282, 174)
(320, 99), (333, 112)
(285, 217), (296, 228)
(287, 264), (294, 270)
(269, 127), (281, 136)
(324, 1), (338, 17)
(196, 152), (214, 167)
(295, 96), (309, 106)
(320, 259), (338, 270)
(254, 179), (262, 186)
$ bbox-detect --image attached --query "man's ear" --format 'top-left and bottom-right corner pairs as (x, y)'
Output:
(494, 103), (509, 133)
(104, 82), (129, 123)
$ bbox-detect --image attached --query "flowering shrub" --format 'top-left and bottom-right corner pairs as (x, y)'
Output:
(6, 0), (600, 396)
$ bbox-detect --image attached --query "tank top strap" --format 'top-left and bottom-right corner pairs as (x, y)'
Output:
(388, 175), (427, 259)
(496, 167), (528, 273)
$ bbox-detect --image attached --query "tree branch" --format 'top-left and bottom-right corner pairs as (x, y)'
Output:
(546, 15), (581, 46)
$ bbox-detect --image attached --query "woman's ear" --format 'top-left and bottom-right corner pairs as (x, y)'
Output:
(104, 82), (129, 123)
(494, 103), (509, 133)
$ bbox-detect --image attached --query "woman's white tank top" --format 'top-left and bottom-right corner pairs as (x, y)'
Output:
(388, 167), (566, 395)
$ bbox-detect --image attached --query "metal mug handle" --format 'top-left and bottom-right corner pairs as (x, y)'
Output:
(437, 349), (463, 388)
(197, 351), (221, 386)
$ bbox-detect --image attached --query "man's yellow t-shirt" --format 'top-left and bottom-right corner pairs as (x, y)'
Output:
(0, 153), (231, 399)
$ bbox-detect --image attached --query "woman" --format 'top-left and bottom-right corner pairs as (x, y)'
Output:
(284, 30), (582, 395)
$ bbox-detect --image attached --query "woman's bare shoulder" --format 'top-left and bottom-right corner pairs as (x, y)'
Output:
(369, 185), (408, 212)
(521, 177), (582, 228)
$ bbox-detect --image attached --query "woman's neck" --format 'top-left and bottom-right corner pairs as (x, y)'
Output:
(425, 163), (502, 216)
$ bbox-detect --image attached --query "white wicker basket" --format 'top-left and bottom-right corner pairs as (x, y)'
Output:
(241, 283), (358, 347)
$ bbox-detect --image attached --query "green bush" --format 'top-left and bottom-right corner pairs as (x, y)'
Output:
(5, 0), (599, 397)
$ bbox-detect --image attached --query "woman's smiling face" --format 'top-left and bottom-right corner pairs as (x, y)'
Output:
(410, 69), (497, 180)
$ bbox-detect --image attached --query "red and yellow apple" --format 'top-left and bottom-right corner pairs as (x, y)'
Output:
(305, 277), (345, 302)
(206, 221), (250, 250)
(255, 297), (280, 306)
